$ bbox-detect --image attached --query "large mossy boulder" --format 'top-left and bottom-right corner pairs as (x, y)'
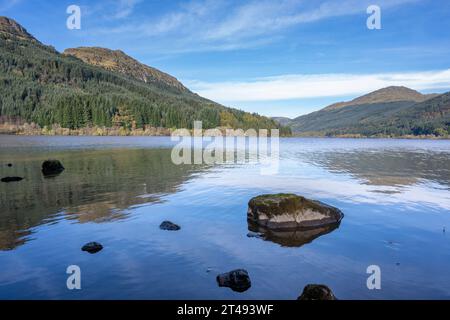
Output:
(248, 194), (343, 230)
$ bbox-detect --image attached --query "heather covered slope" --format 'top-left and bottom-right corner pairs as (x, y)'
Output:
(63, 47), (189, 92)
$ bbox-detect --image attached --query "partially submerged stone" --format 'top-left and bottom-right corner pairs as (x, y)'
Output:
(42, 160), (65, 177)
(246, 231), (265, 239)
(81, 242), (103, 254)
(248, 194), (343, 230)
(297, 284), (337, 300)
(160, 221), (181, 231)
(217, 269), (251, 293)
(1, 176), (23, 183)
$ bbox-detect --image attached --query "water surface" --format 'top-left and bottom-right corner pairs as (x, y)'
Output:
(1, 136), (449, 299)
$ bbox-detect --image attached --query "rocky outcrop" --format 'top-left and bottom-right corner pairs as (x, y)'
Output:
(81, 242), (103, 254)
(297, 284), (337, 300)
(159, 221), (181, 231)
(217, 269), (251, 293)
(0, 16), (38, 42)
(248, 194), (343, 230)
(63, 47), (190, 92)
(42, 160), (65, 177)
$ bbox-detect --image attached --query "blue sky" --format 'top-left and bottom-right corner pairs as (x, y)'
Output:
(1, 0), (450, 118)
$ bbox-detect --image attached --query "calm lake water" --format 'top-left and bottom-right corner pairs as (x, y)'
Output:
(1, 136), (450, 299)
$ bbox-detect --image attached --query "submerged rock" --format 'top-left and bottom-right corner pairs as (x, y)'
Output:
(159, 221), (181, 231)
(248, 194), (343, 230)
(217, 269), (251, 293)
(81, 242), (103, 254)
(1, 176), (23, 183)
(297, 284), (337, 300)
(246, 231), (265, 239)
(42, 160), (65, 177)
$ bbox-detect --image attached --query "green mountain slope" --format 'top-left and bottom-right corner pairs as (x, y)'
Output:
(0, 17), (289, 134)
(289, 86), (449, 137)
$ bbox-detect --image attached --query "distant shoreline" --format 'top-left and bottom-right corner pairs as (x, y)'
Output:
(1, 122), (448, 140)
(1, 132), (449, 140)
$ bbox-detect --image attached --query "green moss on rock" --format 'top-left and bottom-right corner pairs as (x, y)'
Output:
(247, 193), (343, 230)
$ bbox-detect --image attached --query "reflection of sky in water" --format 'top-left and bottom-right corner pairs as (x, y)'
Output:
(201, 163), (450, 211)
(0, 136), (450, 299)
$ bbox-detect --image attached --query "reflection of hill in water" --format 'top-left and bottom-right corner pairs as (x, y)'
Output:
(248, 221), (340, 247)
(0, 148), (204, 250)
(303, 150), (450, 188)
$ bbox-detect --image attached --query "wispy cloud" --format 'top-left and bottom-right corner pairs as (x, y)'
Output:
(204, 0), (421, 40)
(0, 0), (22, 12)
(187, 69), (450, 102)
(91, 0), (422, 52)
(114, 0), (143, 19)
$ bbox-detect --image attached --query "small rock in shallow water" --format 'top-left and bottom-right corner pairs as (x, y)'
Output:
(7, 163), (12, 167)
(42, 160), (65, 176)
(217, 269), (251, 293)
(159, 221), (181, 231)
(297, 284), (336, 300)
(81, 242), (103, 254)
(1, 176), (23, 183)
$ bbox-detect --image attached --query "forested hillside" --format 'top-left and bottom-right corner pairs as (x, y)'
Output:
(286, 87), (449, 137)
(0, 17), (290, 135)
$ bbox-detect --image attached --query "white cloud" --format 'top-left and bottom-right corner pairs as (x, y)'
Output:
(114, 0), (143, 19)
(0, 0), (22, 11)
(94, 0), (422, 51)
(187, 69), (450, 102)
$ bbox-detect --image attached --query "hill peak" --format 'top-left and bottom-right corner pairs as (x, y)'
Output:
(0, 16), (38, 42)
(324, 86), (435, 111)
(63, 46), (189, 92)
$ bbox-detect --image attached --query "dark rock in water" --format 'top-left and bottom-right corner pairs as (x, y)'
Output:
(159, 221), (181, 231)
(7, 163), (12, 167)
(247, 231), (265, 239)
(81, 242), (103, 254)
(217, 269), (251, 292)
(248, 221), (340, 247)
(1, 176), (23, 183)
(297, 284), (337, 300)
(42, 160), (65, 177)
(248, 193), (343, 230)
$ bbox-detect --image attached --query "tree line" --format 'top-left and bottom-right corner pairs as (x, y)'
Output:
(0, 34), (291, 136)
